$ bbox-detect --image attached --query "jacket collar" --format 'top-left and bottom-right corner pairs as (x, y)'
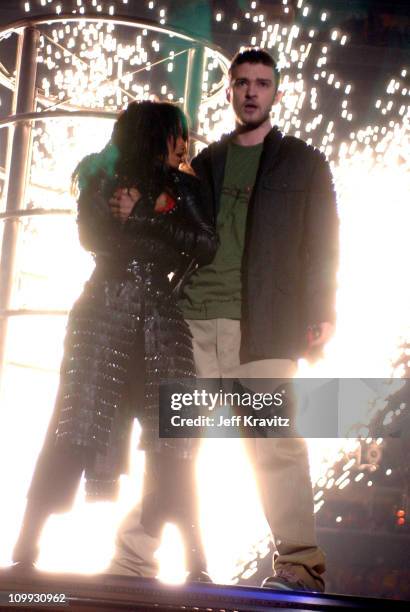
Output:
(256, 125), (284, 182)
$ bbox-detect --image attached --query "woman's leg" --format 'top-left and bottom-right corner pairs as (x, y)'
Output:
(107, 451), (162, 577)
(164, 453), (208, 578)
(13, 276), (140, 566)
(145, 451), (208, 578)
(107, 450), (209, 579)
(12, 444), (83, 564)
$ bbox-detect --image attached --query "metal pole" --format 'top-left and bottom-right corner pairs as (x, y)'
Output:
(183, 46), (206, 157)
(0, 26), (39, 387)
(0, 35), (20, 214)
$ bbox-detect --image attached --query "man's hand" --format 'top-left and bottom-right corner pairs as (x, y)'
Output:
(179, 162), (196, 176)
(109, 187), (141, 223)
(307, 322), (334, 347)
(305, 322), (334, 362)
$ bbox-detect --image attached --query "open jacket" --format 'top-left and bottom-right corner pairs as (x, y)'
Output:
(191, 127), (339, 362)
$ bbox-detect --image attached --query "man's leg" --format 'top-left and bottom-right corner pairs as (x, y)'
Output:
(106, 453), (161, 577)
(186, 319), (220, 378)
(187, 318), (241, 378)
(107, 506), (160, 577)
(190, 320), (325, 589)
(247, 436), (325, 591)
(237, 361), (326, 591)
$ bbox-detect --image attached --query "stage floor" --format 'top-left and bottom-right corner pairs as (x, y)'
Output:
(0, 569), (408, 611)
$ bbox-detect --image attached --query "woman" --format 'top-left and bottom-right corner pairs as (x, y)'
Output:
(12, 101), (217, 579)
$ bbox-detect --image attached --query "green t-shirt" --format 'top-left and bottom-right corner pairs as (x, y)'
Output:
(180, 141), (263, 319)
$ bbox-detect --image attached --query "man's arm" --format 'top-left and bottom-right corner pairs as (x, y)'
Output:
(303, 150), (339, 350)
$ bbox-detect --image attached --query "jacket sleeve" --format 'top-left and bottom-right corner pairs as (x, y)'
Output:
(123, 174), (218, 266)
(190, 148), (207, 179)
(175, 173), (218, 265)
(191, 147), (216, 225)
(76, 179), (124, 255)
(303, 151), (339, 326)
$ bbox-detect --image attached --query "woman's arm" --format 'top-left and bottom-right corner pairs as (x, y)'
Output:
(77, 180), (123, 254)
(122, 174), (218, 266)
(174, 172), (218, 265)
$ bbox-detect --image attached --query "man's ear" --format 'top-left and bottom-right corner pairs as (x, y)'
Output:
(226, 86), (231, 104)
(273, 90), (283, 105)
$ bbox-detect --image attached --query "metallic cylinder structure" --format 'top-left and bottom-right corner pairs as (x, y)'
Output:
(183, 46), (206, 149)
(0, 26), (39, 385)
(0, 15), (228, 386)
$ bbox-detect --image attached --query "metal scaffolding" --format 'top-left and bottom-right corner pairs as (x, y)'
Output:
(0, 13), (229, 386)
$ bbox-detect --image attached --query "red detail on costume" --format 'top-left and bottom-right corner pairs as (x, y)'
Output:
(162, 192), (176, 212)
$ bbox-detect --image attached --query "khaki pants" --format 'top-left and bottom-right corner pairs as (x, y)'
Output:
(186, 319), (325, 591)
(109, 318), (325, 590)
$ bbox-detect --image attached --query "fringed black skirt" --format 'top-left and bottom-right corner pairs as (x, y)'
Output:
(28, 261), (196, 509)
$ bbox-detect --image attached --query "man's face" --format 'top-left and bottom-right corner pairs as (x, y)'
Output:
(228, 62), (279, 128)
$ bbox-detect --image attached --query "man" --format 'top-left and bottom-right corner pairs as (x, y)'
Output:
(110, 48), (338, 592)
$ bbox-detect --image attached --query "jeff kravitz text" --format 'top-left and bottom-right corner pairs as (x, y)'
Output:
(170, 414), (290, 428)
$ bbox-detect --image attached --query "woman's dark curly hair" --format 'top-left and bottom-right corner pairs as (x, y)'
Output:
(73, 100), (188, 195)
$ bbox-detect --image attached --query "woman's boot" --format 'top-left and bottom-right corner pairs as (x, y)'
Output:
(12, 499), (49, 567)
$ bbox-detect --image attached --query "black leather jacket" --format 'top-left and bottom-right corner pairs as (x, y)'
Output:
(191, 127), (339, 361)
(77, 168), (218, 288)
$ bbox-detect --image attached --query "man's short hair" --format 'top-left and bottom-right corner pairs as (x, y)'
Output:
(229, 47), (280, 93)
